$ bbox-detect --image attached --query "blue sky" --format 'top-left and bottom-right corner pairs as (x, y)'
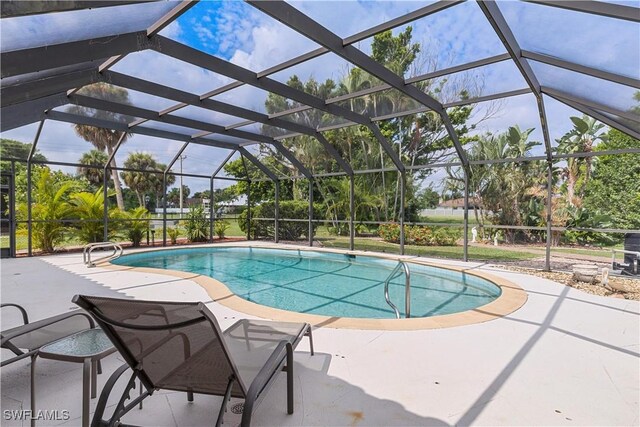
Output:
(3, 0), (639, 193)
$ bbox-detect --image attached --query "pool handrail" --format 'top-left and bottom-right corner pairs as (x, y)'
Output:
(384, 261), (411, 319)
(83, 242), (123, 267)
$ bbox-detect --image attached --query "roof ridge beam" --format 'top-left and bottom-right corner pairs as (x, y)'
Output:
(237, 147), (279, 181)
(271, 141), (313, 179)
(524, 1), (640, 23)
(541, 86), (640, 123)
(478, 0), (553, 163)
(545, 92), (640, 140)
(0, 1), (151, 18)
(1, 31), (153, 79)
(521, 50), (640, 89)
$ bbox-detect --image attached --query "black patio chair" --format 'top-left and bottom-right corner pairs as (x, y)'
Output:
(1, 303), (96, 367)
(73, 295), (314, 427)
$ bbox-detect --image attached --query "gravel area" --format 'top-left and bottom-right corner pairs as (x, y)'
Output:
(501, 266), (640, 300)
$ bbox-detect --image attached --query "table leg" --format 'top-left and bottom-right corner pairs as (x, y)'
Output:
(91, 361), (97, 398)
(82, 359), (90, 427)
(30, 354), (37, 427)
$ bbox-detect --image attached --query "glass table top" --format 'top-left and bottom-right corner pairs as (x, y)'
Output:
(39, 328), (114, 359)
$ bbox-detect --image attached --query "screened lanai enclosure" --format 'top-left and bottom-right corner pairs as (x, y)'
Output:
(1, 0), (639, 272)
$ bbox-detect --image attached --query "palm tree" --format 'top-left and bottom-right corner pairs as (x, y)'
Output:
(121, 152), (174, 208)
(556, 115), (607, 207)
(77, 150), (109, 186)
(67, 83), (133, 210)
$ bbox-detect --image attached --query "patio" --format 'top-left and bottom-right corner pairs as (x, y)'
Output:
(1, 1), (639, 426)
(2, 242), (638, 426)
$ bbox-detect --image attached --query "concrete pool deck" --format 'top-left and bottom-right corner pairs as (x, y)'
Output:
(1, 242), (639, 426)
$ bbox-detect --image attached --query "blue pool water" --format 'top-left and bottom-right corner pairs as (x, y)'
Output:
(113, 247), (501, 319)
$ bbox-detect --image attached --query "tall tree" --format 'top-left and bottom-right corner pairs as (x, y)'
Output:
(583, 129), (640, 230)
(167, 185), (190, 206)
(555, 115), (607, 207)
(67, 83), (133, 209)
(446, 126), (544, 242)
(77, 149), (109, 187)
(0, 138), (47, 172)
(120, 152), (174, 208)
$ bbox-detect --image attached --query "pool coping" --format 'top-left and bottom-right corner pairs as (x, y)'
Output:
(102, 243), (527, 331)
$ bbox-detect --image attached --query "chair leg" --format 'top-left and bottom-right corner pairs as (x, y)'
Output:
(30, 354), (37, 427)
(306, 326), (314, 356)
(187, 390), (194, 402)
(139, 381), (143, 410)
(215, 377), (235, 427)
(286, 342), (294, 415)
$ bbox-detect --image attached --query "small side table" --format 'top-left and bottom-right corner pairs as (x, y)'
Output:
(32, 328), (116, 427)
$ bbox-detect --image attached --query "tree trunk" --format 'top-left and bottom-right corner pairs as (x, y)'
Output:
(567, 169), (577, 207)
(106, 146), (125, 210)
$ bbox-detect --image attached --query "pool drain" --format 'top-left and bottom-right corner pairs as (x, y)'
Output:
(231, 403), (244, 414)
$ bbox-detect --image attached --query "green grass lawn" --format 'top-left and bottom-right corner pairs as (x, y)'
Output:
(550, 247), (615, 259)
(318, 236), (538, 262)
(416, 215), (480, 225)
(2, 218), (623, 263)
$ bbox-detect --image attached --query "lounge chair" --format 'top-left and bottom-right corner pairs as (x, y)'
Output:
(1, 303), (96, 367)
(73, 295), (314, 427)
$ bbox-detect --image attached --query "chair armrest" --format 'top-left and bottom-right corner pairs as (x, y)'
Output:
(0, 310), (95, 346)
(1, 303), (29, 325)
(241, 340), (289, 427)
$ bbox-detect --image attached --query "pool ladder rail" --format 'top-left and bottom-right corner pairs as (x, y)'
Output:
(384, 261), (411, 319)
(83, 242), (123, 267)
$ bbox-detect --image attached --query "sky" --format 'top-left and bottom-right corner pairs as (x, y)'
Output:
(2, 0), (639, 194)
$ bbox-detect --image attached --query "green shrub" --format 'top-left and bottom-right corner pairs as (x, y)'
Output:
(185, 205), (209, 242)
(239, 200), (321, 240)
(214, 220), (230, 239)
(378, 223), (400, 243)
(431, 227), (461, 246)
(167, 227), (180, 245)
(70, 187), (120, 244)
(15, 169), (74, 252)
(406, 225), (431, 245)
(125, 207), (148, 247)
(379, 223), (461, 246)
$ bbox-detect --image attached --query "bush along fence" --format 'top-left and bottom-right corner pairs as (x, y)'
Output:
(378, 223), (462, 246)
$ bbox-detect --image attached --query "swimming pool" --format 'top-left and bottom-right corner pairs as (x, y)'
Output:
(113, 247), (502, 319)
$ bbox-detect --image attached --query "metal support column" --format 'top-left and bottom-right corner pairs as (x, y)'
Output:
(274, 180), (280, 243)
(162, 173), (167, 246)
(10, 161), (16, 258)
(209, 177), (215, 242)
(26, 161), (32, 256)
(545, 162), (553, 271)
(308, 179), (314, 247)
(463, 168), (469, 262)
(349, 175), (355, 251)
(246, 180), (251, 241)
(102, 170), (109, 241)
(399, 171), (405, 255)
(27, 120), (45, 256)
